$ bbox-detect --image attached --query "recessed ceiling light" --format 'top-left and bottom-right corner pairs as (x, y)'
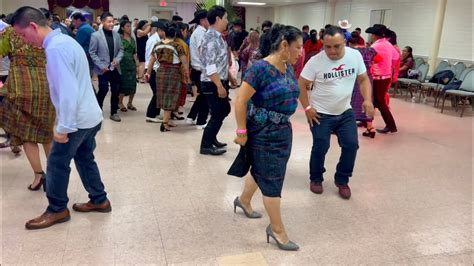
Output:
(236, 2), (267, 6)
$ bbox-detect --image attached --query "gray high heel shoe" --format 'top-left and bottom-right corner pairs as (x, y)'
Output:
(233, 197), (262, 219)
(266, 224), (299, 251)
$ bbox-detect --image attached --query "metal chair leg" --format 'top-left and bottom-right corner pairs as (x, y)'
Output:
(441, 94), (447, 113)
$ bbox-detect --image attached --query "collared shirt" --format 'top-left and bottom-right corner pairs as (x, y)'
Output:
(189, 25), (206, 71)
(200, 27), (229, 81)
(75, 22), (95, 54)
(145, 32), (161, 70)
(371, 38), (397, 76)
(43, 29), (103, 134)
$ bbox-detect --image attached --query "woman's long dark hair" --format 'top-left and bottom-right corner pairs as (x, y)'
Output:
(310, 29), (317, 44)
(405, 46), (413, 59)
(163, 21), (178, 39)
(259, 23), (302, 58)
(134, 20), (148, 37)
(118, 20), (130, 35)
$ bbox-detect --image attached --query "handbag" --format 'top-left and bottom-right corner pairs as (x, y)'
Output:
(227, 145), (250, 178)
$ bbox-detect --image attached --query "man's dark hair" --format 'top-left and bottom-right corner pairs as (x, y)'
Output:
(348, 31), (362, 45)
(261, 20), (272, 29)
(323, 26), (344, 39)
(100, 12), (114, 21)
(324, 24), (332, 29)
(10, 6), (48, 28)
(5, 13), (14, 25)
(52, 15), (61, 23)
(0, 14), (6, 20)
(355, 27), (361, 32)
(302, 25), (309, 31)
(207, 5), (226, 25)
(38, 7), (51, 20)
(121, 15), (129, 21)
(72, 12), (86, 22)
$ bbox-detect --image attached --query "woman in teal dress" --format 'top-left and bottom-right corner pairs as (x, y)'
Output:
(118, 20), (138, 112)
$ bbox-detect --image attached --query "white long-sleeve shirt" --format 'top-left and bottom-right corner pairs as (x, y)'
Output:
(190, 25), (206, 71)
(145, 32), (161, 70)
(43, 29), (103, 134)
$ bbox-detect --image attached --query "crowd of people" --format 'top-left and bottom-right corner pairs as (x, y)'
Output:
(0, 5), (415, 251)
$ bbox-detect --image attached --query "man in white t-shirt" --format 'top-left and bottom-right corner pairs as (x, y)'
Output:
(298, 26), (374, 200)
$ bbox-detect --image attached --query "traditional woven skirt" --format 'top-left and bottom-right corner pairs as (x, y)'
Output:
(351, 76), (374, 122)
(156, 63), (182, 111)
(120, 63), (137, 96)
(178, 83), (187, 107)
(247, 117), (292, 198)
(0, 65), (55, 145)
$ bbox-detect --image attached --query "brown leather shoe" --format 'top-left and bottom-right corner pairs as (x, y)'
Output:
(310, 182), (323, 194)
(73, 200), (112, 213)
(25, 209), (70, 230)
(336, 184), (351, 199)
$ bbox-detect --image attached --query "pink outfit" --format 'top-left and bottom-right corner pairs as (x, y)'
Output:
(371, 38), (398, 77)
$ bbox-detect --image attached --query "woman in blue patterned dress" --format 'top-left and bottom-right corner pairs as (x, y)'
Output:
(230, 24), (303, 251)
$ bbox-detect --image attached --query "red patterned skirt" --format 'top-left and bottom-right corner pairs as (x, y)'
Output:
(156, 63), (182, 111)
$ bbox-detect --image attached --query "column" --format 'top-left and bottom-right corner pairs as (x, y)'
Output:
(216, 0), (225, 6)
(428, 0), (447, 76)
(325, 0), (337, 26)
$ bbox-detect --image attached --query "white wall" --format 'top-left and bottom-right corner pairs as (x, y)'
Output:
(438, 0), (473, 61)
(110, 0), (195, 22)
(273, 0), (472, 61)
(4, 0), (45, 13)
(274, 2), (326, 31)
(244, 6), (274, 31)
(333, 0), (351, 23)
(2, 0), (196, 23)
(349, 0), (437, 58)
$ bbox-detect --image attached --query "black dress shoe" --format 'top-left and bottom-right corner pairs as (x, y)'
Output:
(376, 127), (398, 134)
(200, 147), (226, 156)
(213, 140), (227, 148)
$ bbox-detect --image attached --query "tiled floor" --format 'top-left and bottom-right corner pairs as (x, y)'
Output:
(1, 84), (472, 265)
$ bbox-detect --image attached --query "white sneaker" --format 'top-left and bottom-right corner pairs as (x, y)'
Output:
(186, 118), (196, 125)
(196, 123), (207, 130)
(146, 117), (163, 123)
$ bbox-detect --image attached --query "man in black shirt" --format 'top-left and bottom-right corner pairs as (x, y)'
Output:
(228, 19), (248, 58)
(89, 12), (124, 122)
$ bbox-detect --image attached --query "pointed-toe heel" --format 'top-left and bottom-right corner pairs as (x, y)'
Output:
(265, 225), (299, 251)
(233, 197), (262, 219)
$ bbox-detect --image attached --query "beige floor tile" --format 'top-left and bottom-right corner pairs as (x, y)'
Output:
(114, 240), (166, 264)
(217, 252), (268, 265)
(61, 245), (115, 264)
(1, 85), (472, 264)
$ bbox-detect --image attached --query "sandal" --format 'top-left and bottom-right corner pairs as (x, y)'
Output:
(127, 104), (137, 111)
(119, 104), (128, 112)
(160, 122), (171, 132)
(362, 128), (376, 139)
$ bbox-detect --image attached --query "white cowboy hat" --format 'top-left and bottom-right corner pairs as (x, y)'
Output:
(338, 19), (352, 29)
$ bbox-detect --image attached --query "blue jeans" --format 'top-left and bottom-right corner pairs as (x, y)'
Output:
(46, 123), (107, 213)
(309, 109), (359, 185)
